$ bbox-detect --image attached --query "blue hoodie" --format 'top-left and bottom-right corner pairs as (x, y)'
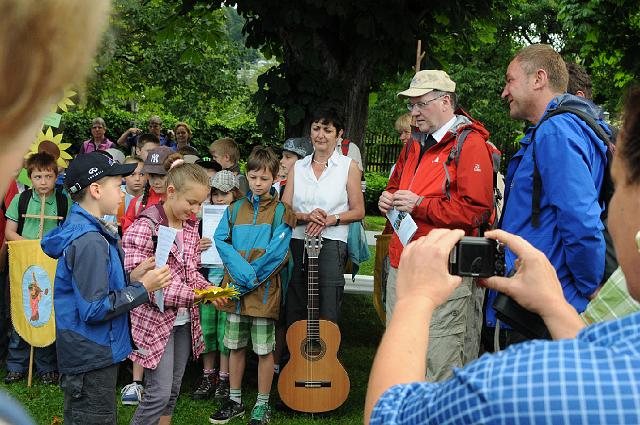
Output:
(486, 94), (609, 328)
(41, 203), (149, 374)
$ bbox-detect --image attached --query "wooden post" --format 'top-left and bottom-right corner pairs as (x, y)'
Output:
(27, 346), (34, 387)
(26, 194), (56, 388)
(415, 40), (426, 72)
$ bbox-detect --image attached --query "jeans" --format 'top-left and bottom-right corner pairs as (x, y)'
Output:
(130, 324), (192, 424)
(6, 329), (57, 375)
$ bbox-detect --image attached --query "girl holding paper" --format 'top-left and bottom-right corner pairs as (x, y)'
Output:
(122, 161), (215, 425)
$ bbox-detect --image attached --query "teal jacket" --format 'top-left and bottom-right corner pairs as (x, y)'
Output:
(214, 188), (295, 319)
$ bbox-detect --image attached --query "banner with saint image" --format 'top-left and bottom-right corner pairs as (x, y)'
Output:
(8, 239), (57, 347)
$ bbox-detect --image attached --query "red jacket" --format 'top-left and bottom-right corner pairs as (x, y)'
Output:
(387, 110), (494, 268)
(121, 188), (164, 233)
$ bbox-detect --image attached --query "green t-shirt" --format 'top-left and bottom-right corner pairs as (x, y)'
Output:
(5, 190), (71, 240)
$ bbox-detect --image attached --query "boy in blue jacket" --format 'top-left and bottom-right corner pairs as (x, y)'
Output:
(210, 147), (295, 425)
(41, 152), (170, 424)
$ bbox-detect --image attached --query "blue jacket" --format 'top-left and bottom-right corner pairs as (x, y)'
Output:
(486, 95), (608, 327)
(41, 203), (149, 374)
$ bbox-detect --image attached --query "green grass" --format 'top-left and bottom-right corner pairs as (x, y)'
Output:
(363, 215), (386, 232)
(357, 245), (376, 276)
(0, 295), (384, 424)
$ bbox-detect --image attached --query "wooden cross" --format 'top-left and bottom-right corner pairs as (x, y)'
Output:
(21, 193), (63, 239)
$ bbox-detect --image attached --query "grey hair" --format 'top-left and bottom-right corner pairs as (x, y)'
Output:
(431, 90), (457, 110)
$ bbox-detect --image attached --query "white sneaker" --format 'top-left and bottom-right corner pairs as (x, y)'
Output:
(121, 382), (143, 405)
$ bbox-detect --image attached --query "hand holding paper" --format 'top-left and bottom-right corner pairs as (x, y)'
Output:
(154, 225), (178, 312)
(386, 208), (418, 246)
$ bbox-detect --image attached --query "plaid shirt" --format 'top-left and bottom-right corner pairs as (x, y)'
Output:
(581, 267), (640, 324)
(122, 205), (209, 369)
(371, 312), (640, 424)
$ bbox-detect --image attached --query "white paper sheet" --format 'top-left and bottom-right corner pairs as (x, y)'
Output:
(200, 205), (227, 266)
(154, 225), (178, 312)
(386, 208), (418, 246)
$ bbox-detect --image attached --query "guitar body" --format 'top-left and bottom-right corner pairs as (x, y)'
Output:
(278, 319), (350, 413)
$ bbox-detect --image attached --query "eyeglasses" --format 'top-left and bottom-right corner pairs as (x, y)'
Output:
(406, 95), (445, 111)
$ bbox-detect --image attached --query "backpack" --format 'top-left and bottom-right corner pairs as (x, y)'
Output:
(443, 129), (504, 234)
(341, 139), (350, 156)
(17, 188), (68, 236)
(529, 105), (617, 283)
(403, 127), (504, 234)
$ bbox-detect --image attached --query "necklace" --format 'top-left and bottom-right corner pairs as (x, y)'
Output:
(312, 158), (328, 168)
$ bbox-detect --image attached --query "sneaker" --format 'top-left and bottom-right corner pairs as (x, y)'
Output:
(40, 371), (59, 385)
(121, 382), (144, 406)
(4, 371), (24, 384)
(193, 374), (217, 400)
(249, 404), (271, 425)
(214, 379), (230, 400)
(209, 399), (245, 424)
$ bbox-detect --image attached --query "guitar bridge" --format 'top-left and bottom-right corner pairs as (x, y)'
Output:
(294, 380), (332, 388)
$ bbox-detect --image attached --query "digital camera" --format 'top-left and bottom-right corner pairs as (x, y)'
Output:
(448, 236), (506, 278)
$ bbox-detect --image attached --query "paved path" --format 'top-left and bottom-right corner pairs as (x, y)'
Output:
(365, 230), (382, 246)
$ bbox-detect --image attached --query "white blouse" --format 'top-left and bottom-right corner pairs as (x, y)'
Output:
(292, 150), (351, 242)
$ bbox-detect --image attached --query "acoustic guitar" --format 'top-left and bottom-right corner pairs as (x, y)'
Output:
(278, 235), (350, 413)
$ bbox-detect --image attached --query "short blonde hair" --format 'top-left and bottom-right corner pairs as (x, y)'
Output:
(514, 44), (568, 94)
(210, 137), (240, 164)
(174, 122), (192, 138)
(0, 0), (109, 139)
(394, 113), (412, 133)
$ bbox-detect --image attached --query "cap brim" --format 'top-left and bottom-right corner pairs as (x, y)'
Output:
(141, 164), (167, 175)
(105, 162), (138, 178)
(397, 87), (434, 98)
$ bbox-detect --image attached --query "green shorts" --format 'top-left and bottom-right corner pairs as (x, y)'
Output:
(200, 304), (229, 355)
(223, 313), (275, 355)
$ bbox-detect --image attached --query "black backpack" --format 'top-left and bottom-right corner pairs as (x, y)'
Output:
(16, 188), (68, 235)
(530, 105), (617, 283)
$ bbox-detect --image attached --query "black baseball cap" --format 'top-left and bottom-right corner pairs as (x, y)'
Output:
(65, 152), (137, 194)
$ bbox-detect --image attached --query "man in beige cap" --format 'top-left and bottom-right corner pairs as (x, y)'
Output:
(378, 70), (497, 381)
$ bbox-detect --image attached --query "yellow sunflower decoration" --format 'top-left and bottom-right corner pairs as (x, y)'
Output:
(51, 89), (77, 113)
(25, 127), (72, 169)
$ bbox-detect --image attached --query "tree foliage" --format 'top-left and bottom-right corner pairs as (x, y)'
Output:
(226, 0), (502, 147)
(87, 1), (260, 129)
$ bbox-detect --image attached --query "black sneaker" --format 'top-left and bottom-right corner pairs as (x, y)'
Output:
(214, 379), (230, 400)
(40, 371), (59, 385)
(248, 404), (271, 425)
(4, 371), (25, 384)
(209, 399), (245, 424)
(193, 374), (217, 400)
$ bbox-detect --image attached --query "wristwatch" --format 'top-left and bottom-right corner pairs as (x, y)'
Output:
(334, 214), (341, 226)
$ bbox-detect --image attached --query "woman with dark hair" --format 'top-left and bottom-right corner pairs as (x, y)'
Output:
(281, 109), (365, 327)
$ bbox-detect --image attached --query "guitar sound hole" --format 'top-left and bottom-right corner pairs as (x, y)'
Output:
(301, 338), (326, 361)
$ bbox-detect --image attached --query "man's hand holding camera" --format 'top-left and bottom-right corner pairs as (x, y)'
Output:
(482, 229), (585, 339)
(395, 229), (464, 311)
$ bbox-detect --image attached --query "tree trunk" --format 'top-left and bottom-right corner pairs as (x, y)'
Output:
(342, 60), (371, 168)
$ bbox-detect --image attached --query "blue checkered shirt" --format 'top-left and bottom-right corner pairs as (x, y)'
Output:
(371, 312), (640, 424)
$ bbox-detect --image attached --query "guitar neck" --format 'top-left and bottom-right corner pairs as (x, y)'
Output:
(307, 255), (319, 340)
